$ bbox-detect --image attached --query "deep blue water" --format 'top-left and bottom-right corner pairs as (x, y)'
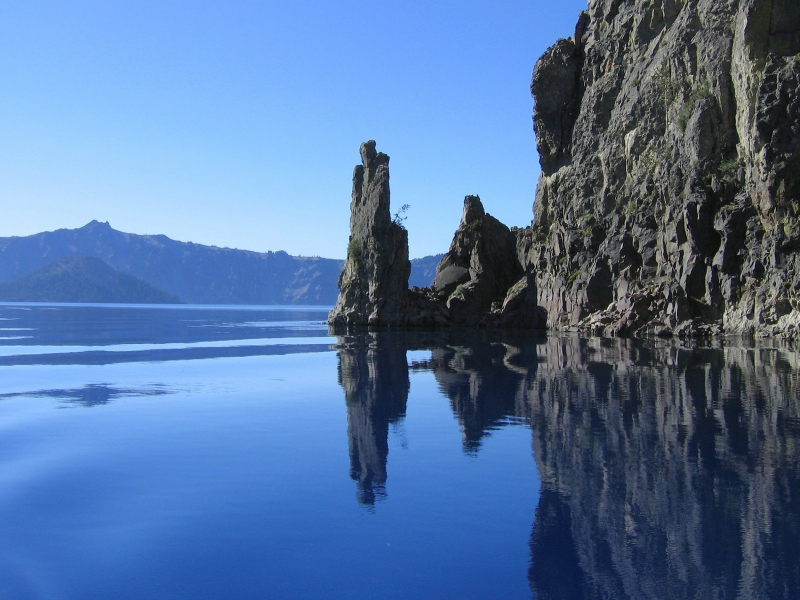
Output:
(0, 303), (798, 599)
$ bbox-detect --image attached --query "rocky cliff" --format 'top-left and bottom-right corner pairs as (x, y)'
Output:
(330, 2), (799, 337)
(527, 0), (800, 337)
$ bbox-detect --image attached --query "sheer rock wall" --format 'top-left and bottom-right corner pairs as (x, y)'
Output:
(527, 0), (800, 337)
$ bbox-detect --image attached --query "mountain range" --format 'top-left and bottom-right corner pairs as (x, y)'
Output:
(0, 256), (180, 304)
(0, 221), (441, 305)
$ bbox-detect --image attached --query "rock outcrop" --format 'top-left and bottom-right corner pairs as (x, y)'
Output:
(329, 141), (411, 327)
(526, 0), (800, 337)
(434, 195), (522, 321)
(329, 144), (542, 329)
(331, 1), (799, 337)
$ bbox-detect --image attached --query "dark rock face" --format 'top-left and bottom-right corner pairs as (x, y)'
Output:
(329, 144), (543, 330)
(434, 195), (523, 323)
(526, 0), (800, 337)
(329, 141), (411, 327)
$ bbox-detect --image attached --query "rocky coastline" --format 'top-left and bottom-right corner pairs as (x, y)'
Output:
(330, 0), (800, 339)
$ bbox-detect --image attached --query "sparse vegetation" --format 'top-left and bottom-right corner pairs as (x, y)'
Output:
(719, 158), (740, 175)
(347, 238), (362, 263)
(448, 283), (467, 302)
(467, 219), (482, 232)
(625, 200), (638, 215)
(392, 204), (410, 227)
(678, 82), (713, 130)
(567, 270), (581, 286)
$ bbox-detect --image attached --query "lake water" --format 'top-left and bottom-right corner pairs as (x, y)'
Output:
(0, 303), (798, 599)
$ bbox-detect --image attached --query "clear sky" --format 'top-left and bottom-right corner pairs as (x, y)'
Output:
(1, 0), (587, 259)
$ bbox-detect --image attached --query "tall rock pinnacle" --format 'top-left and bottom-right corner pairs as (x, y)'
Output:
(328, 141), (411, 327)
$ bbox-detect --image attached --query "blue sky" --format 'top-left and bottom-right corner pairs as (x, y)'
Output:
(0, 0), (587, 259)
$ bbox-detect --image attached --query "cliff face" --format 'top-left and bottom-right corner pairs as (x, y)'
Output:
(527, 0), (800, 337)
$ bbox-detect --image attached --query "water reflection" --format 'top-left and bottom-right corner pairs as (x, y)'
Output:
(527, 337), (800, 600)
(337, 334), (409, 505)
(0, 384), (173, 407)
(334, 332), (800, 599)
(0, 303), (333, 366)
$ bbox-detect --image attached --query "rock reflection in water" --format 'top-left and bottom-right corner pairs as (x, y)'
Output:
(335, 332), (800, 599)
(528, 337), (800, 600)
(337, 333), (410, 505)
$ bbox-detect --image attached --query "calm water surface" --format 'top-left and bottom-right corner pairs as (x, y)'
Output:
(0, 303), (798, 599)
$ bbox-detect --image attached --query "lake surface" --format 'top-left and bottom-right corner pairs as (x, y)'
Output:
(0, 303), (798, 599)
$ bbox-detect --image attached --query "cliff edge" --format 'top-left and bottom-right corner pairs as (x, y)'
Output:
(330, 1), (799, 337)
(527, 0), (800, 337)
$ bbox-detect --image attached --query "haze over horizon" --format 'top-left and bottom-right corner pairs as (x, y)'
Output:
(1, 0), (587, 259)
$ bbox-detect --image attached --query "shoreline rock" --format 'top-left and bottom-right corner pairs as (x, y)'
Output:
(523, 0), (800, 339)
(330, 1), (799, 339)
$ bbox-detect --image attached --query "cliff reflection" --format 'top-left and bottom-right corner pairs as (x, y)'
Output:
(334, 332), (800, 598)
(527, 337), (800, 600)
(427, 342), (536, 452)
(336, 333), (410, 505)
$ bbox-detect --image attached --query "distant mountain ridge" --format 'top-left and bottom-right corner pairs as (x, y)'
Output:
(408, 254), (444, 289)
(0, 221), (341, 305)
(0, 256), (180, 304)
(0, 222), (441, 305)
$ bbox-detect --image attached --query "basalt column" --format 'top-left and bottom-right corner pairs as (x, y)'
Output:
(329, 141), (411, 328)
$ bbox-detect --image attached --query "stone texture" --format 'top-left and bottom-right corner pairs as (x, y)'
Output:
(329, 141), (411, 327)
(435, 195), (523, 323)
(330, 145), (544, 330)
(524, 0), (800, 338)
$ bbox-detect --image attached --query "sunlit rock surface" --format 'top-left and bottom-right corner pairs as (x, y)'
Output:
(526, 0), (800, 337)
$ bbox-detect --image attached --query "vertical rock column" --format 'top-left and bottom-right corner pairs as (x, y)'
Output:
(329, 141), (411, 327)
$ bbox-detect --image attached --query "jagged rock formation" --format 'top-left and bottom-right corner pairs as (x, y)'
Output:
(329, 144), (542, 329)
(329, 141), (411, 327)
(332, 0), (800, 337)
(526, 0), (800, 337)
(433, 195), (529, 324)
